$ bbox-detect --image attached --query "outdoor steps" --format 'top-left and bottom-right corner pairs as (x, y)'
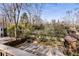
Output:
(15, 42), (65, 56)
(16, 43), (47, 56)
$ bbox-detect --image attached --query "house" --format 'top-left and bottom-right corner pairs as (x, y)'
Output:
(0, 23), (4, 37)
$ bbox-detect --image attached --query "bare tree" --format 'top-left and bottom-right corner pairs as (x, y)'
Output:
(20, 12), (28, 23)
(23, 3), (44, 24)
(32, 4), (44, 25)
(22, 4), (33, 24)
(74, 8), (79, 25)
(66, 10), (72, 24)
(0, 3), (22, 40)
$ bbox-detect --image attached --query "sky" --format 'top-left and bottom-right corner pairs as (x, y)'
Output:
(41, 3), (79, 22)
(1, 3), (79, 23)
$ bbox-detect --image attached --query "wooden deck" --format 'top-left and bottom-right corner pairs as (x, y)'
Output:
(0, 37), (16, 44)
(0, 37), (36, 56)
(0, 44), (36, 56)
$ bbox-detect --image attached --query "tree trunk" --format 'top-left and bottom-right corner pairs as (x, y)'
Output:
(15, 23), (18, 40)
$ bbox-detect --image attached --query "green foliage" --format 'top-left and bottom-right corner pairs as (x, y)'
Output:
(53, 24), (68, 38)
(7, 24), (15, 37)
(32, 24), (44, 30)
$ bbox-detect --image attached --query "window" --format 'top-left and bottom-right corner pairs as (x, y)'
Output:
(1, 28), (2, 31)
(1, 33), (3, 37)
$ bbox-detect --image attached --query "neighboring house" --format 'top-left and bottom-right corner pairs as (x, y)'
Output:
(0, 23), (4, 37)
